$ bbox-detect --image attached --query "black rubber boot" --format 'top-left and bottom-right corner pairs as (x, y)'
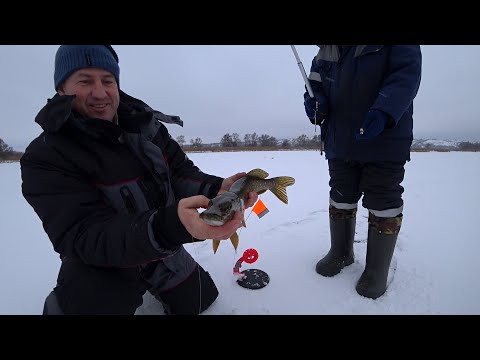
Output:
(316, 206), (356, 277)
(356, 213), (402, 299)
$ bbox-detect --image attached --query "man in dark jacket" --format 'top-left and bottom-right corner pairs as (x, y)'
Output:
(20, 45), (258, 315)
(303, 45), (422, 299)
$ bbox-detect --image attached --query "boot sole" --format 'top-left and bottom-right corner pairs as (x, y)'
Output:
(316, 256), (354, 277)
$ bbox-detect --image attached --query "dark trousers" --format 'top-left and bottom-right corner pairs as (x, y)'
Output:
(49, 247), (218, 315)
(52, 259), (147, 315)
(328, 159), (406, 212)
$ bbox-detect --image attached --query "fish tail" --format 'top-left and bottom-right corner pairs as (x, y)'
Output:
(230, 231), (239, 251)
(213, 240), (221, 254)
(270, 176), (296, 204)
(212, 231), (240, 254)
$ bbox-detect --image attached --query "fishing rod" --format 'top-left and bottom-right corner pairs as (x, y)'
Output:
(290, 45), (323, 154)
(290, 45), (314, 98)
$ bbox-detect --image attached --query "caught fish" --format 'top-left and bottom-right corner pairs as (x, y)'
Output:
(199, 168), (295, 253)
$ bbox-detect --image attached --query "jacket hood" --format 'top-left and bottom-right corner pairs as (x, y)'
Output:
(35, 94), (75, 133)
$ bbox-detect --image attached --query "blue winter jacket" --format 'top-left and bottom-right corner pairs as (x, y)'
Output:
(308, 45), (422, 162)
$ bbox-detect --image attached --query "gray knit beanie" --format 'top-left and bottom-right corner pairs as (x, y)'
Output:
(54, 45), (120, 90)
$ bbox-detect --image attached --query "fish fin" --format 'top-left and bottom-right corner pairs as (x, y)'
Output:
(230, 231), (239, 251)
(270, 176), (296, 204)
(212, 240), (220, 254)
(247, 169), (269, 179)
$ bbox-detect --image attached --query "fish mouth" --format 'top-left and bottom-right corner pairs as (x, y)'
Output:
(199, 213), (226, 226)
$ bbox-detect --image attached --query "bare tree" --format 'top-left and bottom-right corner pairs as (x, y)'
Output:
(259, 134), (277, 147)
(221, 133), (233, 147)
(231, 133), (240, 147)
(176, 135), (185, 148)
(295, 134), (309, 147)
(250, 132), (259, 147)
(281, 139), (291, 148)
(0, 138), (13, 154)
(244, 133), (260, 147)
(190, 137), (203, 148)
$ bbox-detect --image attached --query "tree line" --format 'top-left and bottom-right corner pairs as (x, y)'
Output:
(458, 141), (480, 151)
(176, 133), (323, 149)
(2, 136), (480, 163)
(176, 133), (480, 152)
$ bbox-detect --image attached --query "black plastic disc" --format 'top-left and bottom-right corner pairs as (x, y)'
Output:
(236, 269), (270, 289)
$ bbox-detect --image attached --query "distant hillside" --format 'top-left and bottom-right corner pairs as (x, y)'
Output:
(412, 139), (459, 151)
(411, 139), (480, 151)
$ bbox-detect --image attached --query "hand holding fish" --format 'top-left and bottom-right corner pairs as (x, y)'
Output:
(219, 172), (246, 194)
(219, 172), (258, 208)
(200, 168), (295, 253)
(178, 195), (244, 241)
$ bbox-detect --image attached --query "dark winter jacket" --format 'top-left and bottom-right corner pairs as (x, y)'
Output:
(308, 45), (422, 162)
(20, 91), (223, 268)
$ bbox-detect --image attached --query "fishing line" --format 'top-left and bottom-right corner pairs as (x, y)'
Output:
(234, 196), (258, 262)
(192, 196), (259, 314)
(197, 261), (202, 315)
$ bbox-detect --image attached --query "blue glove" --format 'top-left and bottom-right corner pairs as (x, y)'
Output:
(356, 109), (389, 140)
(304, 92), (328, 125)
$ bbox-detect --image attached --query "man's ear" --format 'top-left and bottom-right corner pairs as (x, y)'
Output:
(57, 84), (65, 95)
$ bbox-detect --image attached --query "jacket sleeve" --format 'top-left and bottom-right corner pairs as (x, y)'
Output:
(308, 52), (328, 98)
(156, 123), (224, 199)
(372, 45), (422, 124)
(20, 138), (171, 268)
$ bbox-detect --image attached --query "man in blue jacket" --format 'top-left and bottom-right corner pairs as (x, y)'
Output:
(304, 45), (422, 299)
(21, 45), (257, 314)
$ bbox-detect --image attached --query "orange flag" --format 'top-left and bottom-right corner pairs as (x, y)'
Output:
(252, 199), (269, 219)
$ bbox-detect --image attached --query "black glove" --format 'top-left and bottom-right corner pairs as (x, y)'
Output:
(304, 92), (328, 125)
(356, 109), (389, 140)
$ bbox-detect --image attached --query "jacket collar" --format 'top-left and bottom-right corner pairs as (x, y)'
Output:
(35, 90), (183, 134)
(317, 45), (384, 62)
(354, 45), (384, 57)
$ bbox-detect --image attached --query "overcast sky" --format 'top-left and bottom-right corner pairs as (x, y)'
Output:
(1, 45), (479, 151)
